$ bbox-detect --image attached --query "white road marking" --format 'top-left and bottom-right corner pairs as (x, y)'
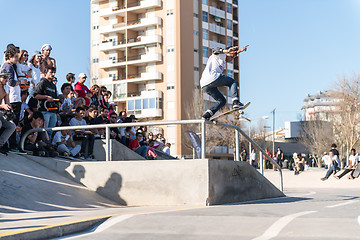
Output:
(252, 211), (317, 240)
(325, 200), (359, 208)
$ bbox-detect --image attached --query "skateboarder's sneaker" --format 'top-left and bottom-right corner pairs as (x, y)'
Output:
(202, 111), (213, 120)
(232, 100), (243, 109)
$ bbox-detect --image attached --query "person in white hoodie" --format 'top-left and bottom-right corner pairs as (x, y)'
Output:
(200, 45), (249, 120)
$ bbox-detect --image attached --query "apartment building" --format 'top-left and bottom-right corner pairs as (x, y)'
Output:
(90, 0), (240, 157)
(302, 91), (340, 121)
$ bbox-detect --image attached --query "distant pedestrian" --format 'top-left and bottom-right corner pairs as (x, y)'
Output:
(321, 151), (341, 181)
(335, 148), (359, 180)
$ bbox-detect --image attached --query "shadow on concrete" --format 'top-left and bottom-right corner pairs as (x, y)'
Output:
(0, 154), (119, 212)
(96, 172), (127, 206)
(72, 165), (86, 183)
(0, 215), (71, 223)
(225, 196), (312, 206)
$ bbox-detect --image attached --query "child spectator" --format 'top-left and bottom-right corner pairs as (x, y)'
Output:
(52, 122), (81, 157)
(163, 143), (171, 155)
(21, 112), (58, 157)
(129, 132), (148, 159)
(147, 140), (157, 160)
(69, 106), (95, 160)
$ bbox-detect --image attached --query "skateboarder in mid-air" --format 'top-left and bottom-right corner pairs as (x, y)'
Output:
(200, 45), (249, 120)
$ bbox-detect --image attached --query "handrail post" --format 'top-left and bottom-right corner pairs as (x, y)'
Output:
(106, 126), (110, 161)
(201, 121), (206, 159)
(260, 151), (264, 175)
(235, 128), (240, 161)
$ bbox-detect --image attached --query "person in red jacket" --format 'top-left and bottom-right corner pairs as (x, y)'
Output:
(74, 73), (92, 106)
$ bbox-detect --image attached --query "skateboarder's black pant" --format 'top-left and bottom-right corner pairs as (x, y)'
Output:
(337, 168), (355, 179)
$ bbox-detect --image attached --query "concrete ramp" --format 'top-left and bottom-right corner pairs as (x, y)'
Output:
(24, 157), (284, 206)
(93, 139), (145, 161)
(0, 153), (117, 213)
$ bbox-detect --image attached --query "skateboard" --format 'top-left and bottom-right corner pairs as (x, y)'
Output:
(210, 102), (250, 122)
(353, 164), (360, 178)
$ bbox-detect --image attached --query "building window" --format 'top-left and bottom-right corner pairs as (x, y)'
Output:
(227, 36), (232, 47)
(193, 13), (198, 18)
(203, 29), (209, 40)
(227, 20), (233, 30)
(194, 31), (199, 36)
(167, 85), (175, 90)
(194, 67), (199, 71)
(203, 46), (209, 57)
(226, 3), (232, 14)
(167, 47), (175, 53)
(202, 11), (208, 22)
(194, 49), (199, 53)
(202, 0), (208, 5)
(228, 70), (233, 78)
(167, 10), (174, 16)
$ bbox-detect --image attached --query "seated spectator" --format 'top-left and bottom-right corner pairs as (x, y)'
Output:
(99, 90), (110, 109)
(69, 106), (95, 160)
(90, 84), (100, 108)
(74, 73), (92, 106)
(19, 90), (33, 126)
(52, 122), (81, 157)
(109, 112), (122, 142)
(21, 112), (58, 157)
(147, 140), (158, 160)
(93, 107), (109, 137)
(294, 153), (305, 175)
(335, 148), (359, 180)
(86, 105), (100, 136)
(129, 132), (148, 159)
(162, 143), (171, 155)
(0, 68), (16, 155)
(321, 151), (341, 181)
(58, 83), (72, 104)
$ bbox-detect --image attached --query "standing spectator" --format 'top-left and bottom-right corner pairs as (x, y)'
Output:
(0, 68), (16, 155)
(69, 107), (95, 160)
(2, 47), (22, 151)
(163, 143), (171, 155)
(90, 84), (100, 108)
(52, 122), (81, 157)
(28, 51), (43, 96)
(16, 50), (31, 89)
(335, 148), (359, 180)
(99, 90), (110, 109)
(276, 147), (284, 168)
(66, 73), (76, 85)
(265, 148), (273, 169)
(74, 73), (92, 106)
(129, 132), (148, 159)
(240, 148), (248, 162)
(321, 151), (341, 181)
(33, 67), (59, 138)
(40, 44), (56, 76)
(21, 111), (58, 157)
(250, 149), (257, 168)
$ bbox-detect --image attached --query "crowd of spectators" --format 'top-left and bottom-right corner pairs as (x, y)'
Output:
(0, 43), (171, 159)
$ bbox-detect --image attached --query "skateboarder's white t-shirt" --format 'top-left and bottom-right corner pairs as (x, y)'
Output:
(200, 53), (227, 88)
(349, 153), (359, 167)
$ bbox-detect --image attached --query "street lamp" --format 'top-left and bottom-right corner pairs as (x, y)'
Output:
(239, 115), (269, 157)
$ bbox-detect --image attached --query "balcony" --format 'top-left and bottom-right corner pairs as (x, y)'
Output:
(99, 16), (162, 35)
(208, 23), (226, 35)
(99, 0), (162, 17)
(100, 35), (162, 52)
(209, 6), (225, 19)
(209, 40), (225, 50)
(233, 31), (239, 38)
(127, 90), (163, 118)
(99, 53), (162, 69)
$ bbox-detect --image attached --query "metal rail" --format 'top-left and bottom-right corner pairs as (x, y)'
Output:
(20, 119), (283, 192)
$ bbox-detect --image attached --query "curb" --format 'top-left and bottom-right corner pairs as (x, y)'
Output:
(0, 215), (111, 240)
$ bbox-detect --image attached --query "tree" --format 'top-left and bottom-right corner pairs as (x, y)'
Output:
(300, 120), (334, 167)
(330, 74), (360, 162)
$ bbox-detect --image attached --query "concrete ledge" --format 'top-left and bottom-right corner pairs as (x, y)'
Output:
(0, 215), (109, 240)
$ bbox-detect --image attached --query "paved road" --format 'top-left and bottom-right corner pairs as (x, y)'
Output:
(57, 188), (360, 240)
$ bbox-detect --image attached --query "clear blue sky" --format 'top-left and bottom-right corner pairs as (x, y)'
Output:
(1, 0), (360, 129)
